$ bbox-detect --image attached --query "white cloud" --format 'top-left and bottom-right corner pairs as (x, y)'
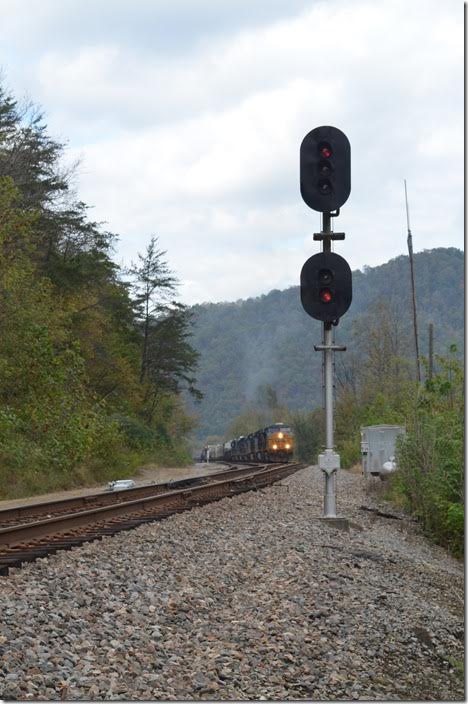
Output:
(0, 0), (463, 303)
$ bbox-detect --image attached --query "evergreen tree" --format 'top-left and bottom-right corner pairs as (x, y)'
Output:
(127, 237), (177, 383)
(127, 237), (201, 423)
(143, 303), (202, 422)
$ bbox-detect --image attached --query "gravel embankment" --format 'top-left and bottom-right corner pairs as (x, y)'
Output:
(0, 466), (464, 701)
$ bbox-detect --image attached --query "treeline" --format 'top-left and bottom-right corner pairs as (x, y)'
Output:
(0, 83), (200, 498)
(188, 247), (463, 439)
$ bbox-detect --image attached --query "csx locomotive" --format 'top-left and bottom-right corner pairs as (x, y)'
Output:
(201, 422), (294, 464)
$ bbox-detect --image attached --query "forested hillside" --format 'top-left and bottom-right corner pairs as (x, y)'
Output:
(188, 247), (463, 440)
(0, 83), (201, 498)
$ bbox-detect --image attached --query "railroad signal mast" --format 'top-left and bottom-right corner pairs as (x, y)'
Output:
(299, 126), (352, 519)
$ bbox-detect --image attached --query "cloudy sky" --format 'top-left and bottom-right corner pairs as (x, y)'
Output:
(0, 0), (463, 304)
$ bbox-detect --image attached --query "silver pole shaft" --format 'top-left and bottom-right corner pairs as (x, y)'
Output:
(323, 322), (336, 517)
(321, 211), (336, 517)
(324, 323), (334, 449)
(324, 470), (337, 517)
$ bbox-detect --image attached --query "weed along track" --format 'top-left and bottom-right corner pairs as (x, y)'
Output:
(0, 462), (303, 574)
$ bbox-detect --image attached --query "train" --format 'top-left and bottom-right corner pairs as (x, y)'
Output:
(201, 422), (294, 464)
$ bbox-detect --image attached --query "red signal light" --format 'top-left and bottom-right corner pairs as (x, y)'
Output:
(319, 288), (333, 303)
(320, 145), (332, 158)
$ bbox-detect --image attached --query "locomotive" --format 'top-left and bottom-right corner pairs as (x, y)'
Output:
(201, 422), (294, 464)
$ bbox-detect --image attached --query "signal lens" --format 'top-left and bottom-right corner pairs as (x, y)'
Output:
(320, 288), (333, 303)
(319, 143), (332, 158)
(318, 179), (332, 194)
(319, 268), (333, 285)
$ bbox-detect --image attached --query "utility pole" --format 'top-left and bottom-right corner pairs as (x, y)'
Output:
(404, 180), (421, 383)
(428, 322), (434, 381)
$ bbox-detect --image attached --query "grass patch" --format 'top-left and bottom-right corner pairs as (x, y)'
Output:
(0, 444), (193, 501)
(445, 655), (464, 682)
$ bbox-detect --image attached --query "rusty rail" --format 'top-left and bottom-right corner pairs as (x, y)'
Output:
(0, 462), (303, 575)
(0, 462), (266, 527)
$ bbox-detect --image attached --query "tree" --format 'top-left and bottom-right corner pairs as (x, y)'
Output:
(287, 409), (323, 463)
(127, 237), (201, 423)
(0, 177), (124, 491)
(0, 80), (200, 495)
(127, 237), (177, 383)
(143, 303), (202, 422)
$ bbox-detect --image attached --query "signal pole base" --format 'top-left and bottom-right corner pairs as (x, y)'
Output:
(319, 516), (350, 532)
(319, 450), (340, 518)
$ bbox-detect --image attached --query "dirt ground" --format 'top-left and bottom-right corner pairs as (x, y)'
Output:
(0, 462), (226, 511)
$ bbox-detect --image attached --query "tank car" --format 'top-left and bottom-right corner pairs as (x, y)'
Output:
(201, 443), (224, 462)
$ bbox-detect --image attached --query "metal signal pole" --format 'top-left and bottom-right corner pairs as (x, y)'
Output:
(313, 212), (346, 518)
(404, 180), (421, 383)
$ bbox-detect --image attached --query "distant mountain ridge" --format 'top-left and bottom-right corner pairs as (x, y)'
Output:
(187, 247), (463, 439)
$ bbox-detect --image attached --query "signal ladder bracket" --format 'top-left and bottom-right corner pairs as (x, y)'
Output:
(314, 343), (346, 352)
(313, 232), (345, 241)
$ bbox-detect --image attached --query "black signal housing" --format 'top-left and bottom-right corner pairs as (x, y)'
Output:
(300, 126), (351, 212)
(300, 251), (352, 322)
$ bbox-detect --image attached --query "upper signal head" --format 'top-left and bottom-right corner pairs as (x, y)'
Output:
(300, 126), (351, 212)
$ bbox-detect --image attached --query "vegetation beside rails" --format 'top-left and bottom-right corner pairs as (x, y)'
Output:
(0, 409), (194, 500)
(0, 83), (200, 499)
(385, 353), (464, 558)
(335, 341), (463, 558)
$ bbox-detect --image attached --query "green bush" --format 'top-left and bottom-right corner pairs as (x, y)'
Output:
(112, 413), (162, 450)
(338, 437), (361, 469)
(394, 354), (464, 557)
(289, 409), (323, 464)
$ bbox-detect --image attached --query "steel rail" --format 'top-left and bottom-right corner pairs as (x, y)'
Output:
(0, 462), (266, 527)
(0, 462), (303, 574)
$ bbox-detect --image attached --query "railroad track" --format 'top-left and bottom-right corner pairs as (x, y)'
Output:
(0, 462), (303, 575)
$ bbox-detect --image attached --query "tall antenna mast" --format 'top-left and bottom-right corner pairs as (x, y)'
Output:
(404, 180), (421, 383)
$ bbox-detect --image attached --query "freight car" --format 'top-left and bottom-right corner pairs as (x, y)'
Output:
(200, 444), (224, 462)
(202, 422), (294, 464)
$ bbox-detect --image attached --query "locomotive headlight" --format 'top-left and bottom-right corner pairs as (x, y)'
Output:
(278, 432), (284, 439)
(272, 444), (278, 450)
(285, 443), (291, 449)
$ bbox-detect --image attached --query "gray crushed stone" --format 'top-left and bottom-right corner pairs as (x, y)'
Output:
(0, 466), (464, 701)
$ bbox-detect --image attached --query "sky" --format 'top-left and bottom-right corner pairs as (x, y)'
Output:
(0, 0), (463, 305)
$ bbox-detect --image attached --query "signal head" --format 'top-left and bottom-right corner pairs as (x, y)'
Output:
(300, 251), (352, 322)
(300, 126), (351, 212)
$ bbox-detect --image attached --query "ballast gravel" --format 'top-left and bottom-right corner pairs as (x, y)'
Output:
(0, 466), (464, 701)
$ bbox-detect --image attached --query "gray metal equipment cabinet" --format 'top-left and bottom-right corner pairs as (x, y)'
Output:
(360, 424), (406, 477)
